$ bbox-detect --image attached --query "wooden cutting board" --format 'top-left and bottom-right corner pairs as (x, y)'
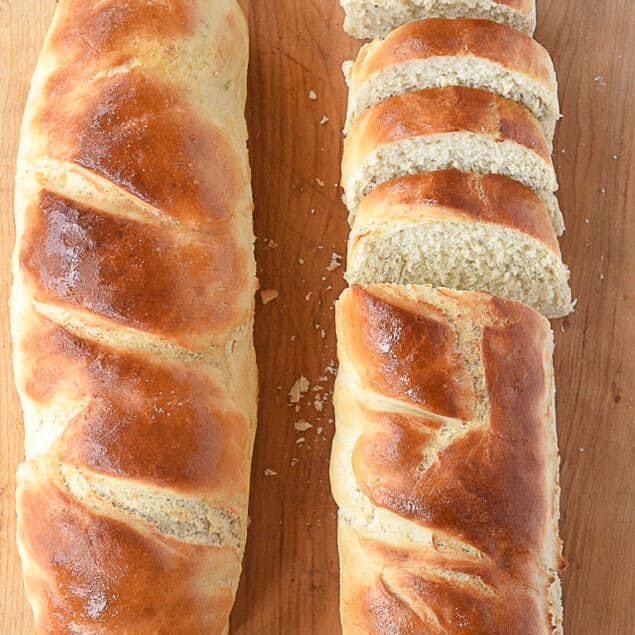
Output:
(1, 1), (633, 633)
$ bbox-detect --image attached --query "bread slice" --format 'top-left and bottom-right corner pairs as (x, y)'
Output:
(344, 18), (559, 143)
(342, 86), (564, 235)
(341, 0), (536, 39)
(346, 170), (572, 318)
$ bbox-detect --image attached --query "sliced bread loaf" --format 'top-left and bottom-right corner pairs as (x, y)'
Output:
(341, 0), (536, 39)
(342, 86), (564, 235)
(346, 170), (572, 318)
(344, 18), (559, 143)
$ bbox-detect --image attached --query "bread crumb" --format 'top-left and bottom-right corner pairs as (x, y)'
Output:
(309, 89), (317, 100)
(584, 218), (590, 224)
(593, 75), (606, 88)
(326, 252), (342, 271)
(305, 291), (312, 301)
(294, 420), (313, 432)
(314, 395), (325, 412)
(296, 437), (306, 445)
(298, 258), (305, 265)
(317, 427), (323, 435)
(290, 458), (299, 466)
(324, 361), (337, 375)
(260, 289), (279, 304)
(320, 115), (329, 125)
(578, 447), (584, 452)
(612, 154), (618, 160)
(264, 469), (278, 476)
(310, 208), (316, 214)
(320, 329), (326, 339)
(289, 376), (310, 403)
(316, 178), (325, 187)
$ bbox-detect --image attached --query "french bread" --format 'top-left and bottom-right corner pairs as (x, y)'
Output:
(347, 170), (572, 318)
(341, 0), (536, 39)
(343, 18), (559, 143)
(11, 1), (257, 632)
(331, 284), (564, 634)
(342, 85), (564, 235)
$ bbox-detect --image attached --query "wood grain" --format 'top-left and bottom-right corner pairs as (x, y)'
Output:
(0, 1), (633, 633)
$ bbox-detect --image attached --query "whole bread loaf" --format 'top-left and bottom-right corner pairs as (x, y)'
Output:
(331, 284), (565, 634)
(11, 1), (257, 632)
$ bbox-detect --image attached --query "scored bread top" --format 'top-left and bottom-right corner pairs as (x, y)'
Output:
(331, 284), (564, 633)
(353, 170), (560, 253)
(344, 18), (558, 133)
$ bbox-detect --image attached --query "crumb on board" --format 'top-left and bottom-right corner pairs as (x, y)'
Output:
(309, 89), (317, 100)
(326, 252), (342, 271)
(320, 115), (329, 124)
(305, 291), (312, 301)
(289, 376), (310, 404)
(294, 420), (313, 432)
(316, 178), (325, 187)
(264, 469), (278, 476)
(296, 437), (306, 445)
(260, 289), (279, 304)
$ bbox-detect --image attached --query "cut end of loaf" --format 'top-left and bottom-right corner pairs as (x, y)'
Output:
(347, 220), (573, 318)
(341, 0), (537, 39)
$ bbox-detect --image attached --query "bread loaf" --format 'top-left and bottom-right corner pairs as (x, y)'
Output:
(341, 0), (536, 39)
(343, 18), (559, 143)
(11, 1), (256, 632)
(342, 86), (563, 234)
(346, 170), (572, 317)
(331, 284), (564, 634)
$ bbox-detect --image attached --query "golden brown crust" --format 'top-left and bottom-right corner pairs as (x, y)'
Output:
(17, 472), (237, 634)
(20, 191), (251, 350)
(332, 285), (563, 634)
(350, 18), (555, 90)
(345, 86), (551, 166)
(354, 170), (560, 252)
(340, 285), (476, 420)
(21, 313), (249, 497)
(39, 69), (243, 228)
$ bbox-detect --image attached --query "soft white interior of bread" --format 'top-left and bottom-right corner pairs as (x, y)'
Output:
(341, 0), (535, 39)
(346, 220), (573, 318)
(345, 132), (560, 228)
(345, 57), (557, 142)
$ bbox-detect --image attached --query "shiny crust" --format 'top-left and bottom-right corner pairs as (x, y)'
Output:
(331, 285), (564, 633)
(352, 170), (560, 252)
(12, 1), (256, 633)
(349, 18), (555, 92)
(17, 465), (239, 634)
(343, 86), (551, 175)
